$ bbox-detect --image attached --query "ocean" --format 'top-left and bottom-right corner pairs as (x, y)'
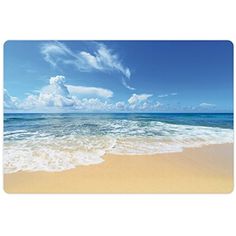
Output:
(4, 113), (234, 173)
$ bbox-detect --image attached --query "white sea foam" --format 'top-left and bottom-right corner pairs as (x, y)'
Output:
(3, 122), (234, 173)
(4, 130), (28, 135)
(4, 136), (116, 173)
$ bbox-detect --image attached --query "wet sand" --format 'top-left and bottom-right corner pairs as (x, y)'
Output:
(4, 144), (233, 193)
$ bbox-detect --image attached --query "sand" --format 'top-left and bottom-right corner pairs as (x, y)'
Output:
(4, 143), (233, 193)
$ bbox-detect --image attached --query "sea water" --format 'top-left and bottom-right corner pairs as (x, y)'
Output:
(3, 113), (234, 173)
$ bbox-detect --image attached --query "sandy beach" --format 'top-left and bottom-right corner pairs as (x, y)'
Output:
(4, 143), (233, 193)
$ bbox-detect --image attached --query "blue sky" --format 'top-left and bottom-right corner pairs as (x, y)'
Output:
(4, 40), (233, 113)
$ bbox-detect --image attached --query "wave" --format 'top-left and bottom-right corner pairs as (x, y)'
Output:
(4, 117), (47, 122)
(3, 122), (234, 173)
(4, 136), (116, 173)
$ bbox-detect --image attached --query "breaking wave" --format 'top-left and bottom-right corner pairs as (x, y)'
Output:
(3, 119), (233, 173)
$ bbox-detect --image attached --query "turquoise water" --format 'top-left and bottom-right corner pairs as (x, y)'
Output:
(4, 113), (234, 173)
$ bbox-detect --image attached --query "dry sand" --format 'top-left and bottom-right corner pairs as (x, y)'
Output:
(4, 143), (233, 193)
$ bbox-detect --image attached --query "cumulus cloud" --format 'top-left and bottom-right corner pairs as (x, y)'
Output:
(73, 98), (113, 111)
(21, 76), (75, 109)
(5, 75), (115, 112)
(40, 42), (133, 90)
(66, 85), (113, 98)
(4, 89), (19, 110)
(4, 77), (175, 113)
(154, 101), (162, 108)
(128, 93), (152, 105)
(115, 101), (126, 110)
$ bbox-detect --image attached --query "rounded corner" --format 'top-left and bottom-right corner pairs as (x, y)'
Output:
(3, 186), (11, 194)
(3, 40), (11, 49)
(225, 40), (234, 49)
(224, 183), (234, 194)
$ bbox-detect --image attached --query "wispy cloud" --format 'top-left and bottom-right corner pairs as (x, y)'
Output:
(158, 92), (178, 98)
(79, 44), (131, 78)
(40, 42), (134, 90)
(158, 94), (168, 98)
(40, 42), (69, 67)
(199, 102), (216, 108)
(121, 77), (135, 90)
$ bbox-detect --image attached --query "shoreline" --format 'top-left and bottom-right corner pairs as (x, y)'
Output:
(4, 143), (234, 193)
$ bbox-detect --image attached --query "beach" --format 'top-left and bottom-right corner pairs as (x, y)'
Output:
(4, 143), (233, 193)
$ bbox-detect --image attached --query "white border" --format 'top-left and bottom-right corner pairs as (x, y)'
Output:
(0, 1), (235, 236)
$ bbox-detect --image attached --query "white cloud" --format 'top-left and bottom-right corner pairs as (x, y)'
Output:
(158, 93), (178, 98)
(128, 93), (152, 105)
(4, 77), (180, 113)
(158, 94), (168, 98)
(81, 44), (131, 79)
(4, 89), (19, 110)
(6, 75), (115, 112)
(21, 76), (75, 109)
(79, 51), (102, 70)
(139, 102), (149, 110)
(154, 101), (162, 108)
(121, 77), (135, 90)
(115, 101), (126, 110)
(137, 101), (163, 111)
(199, 102), (216, 108)
(128, 93), (152, 110)
(73, 98), (113, 111)
(40, 42), (133, 89)
(40, 42), (69, 67)
(66, 85), (113, 98)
